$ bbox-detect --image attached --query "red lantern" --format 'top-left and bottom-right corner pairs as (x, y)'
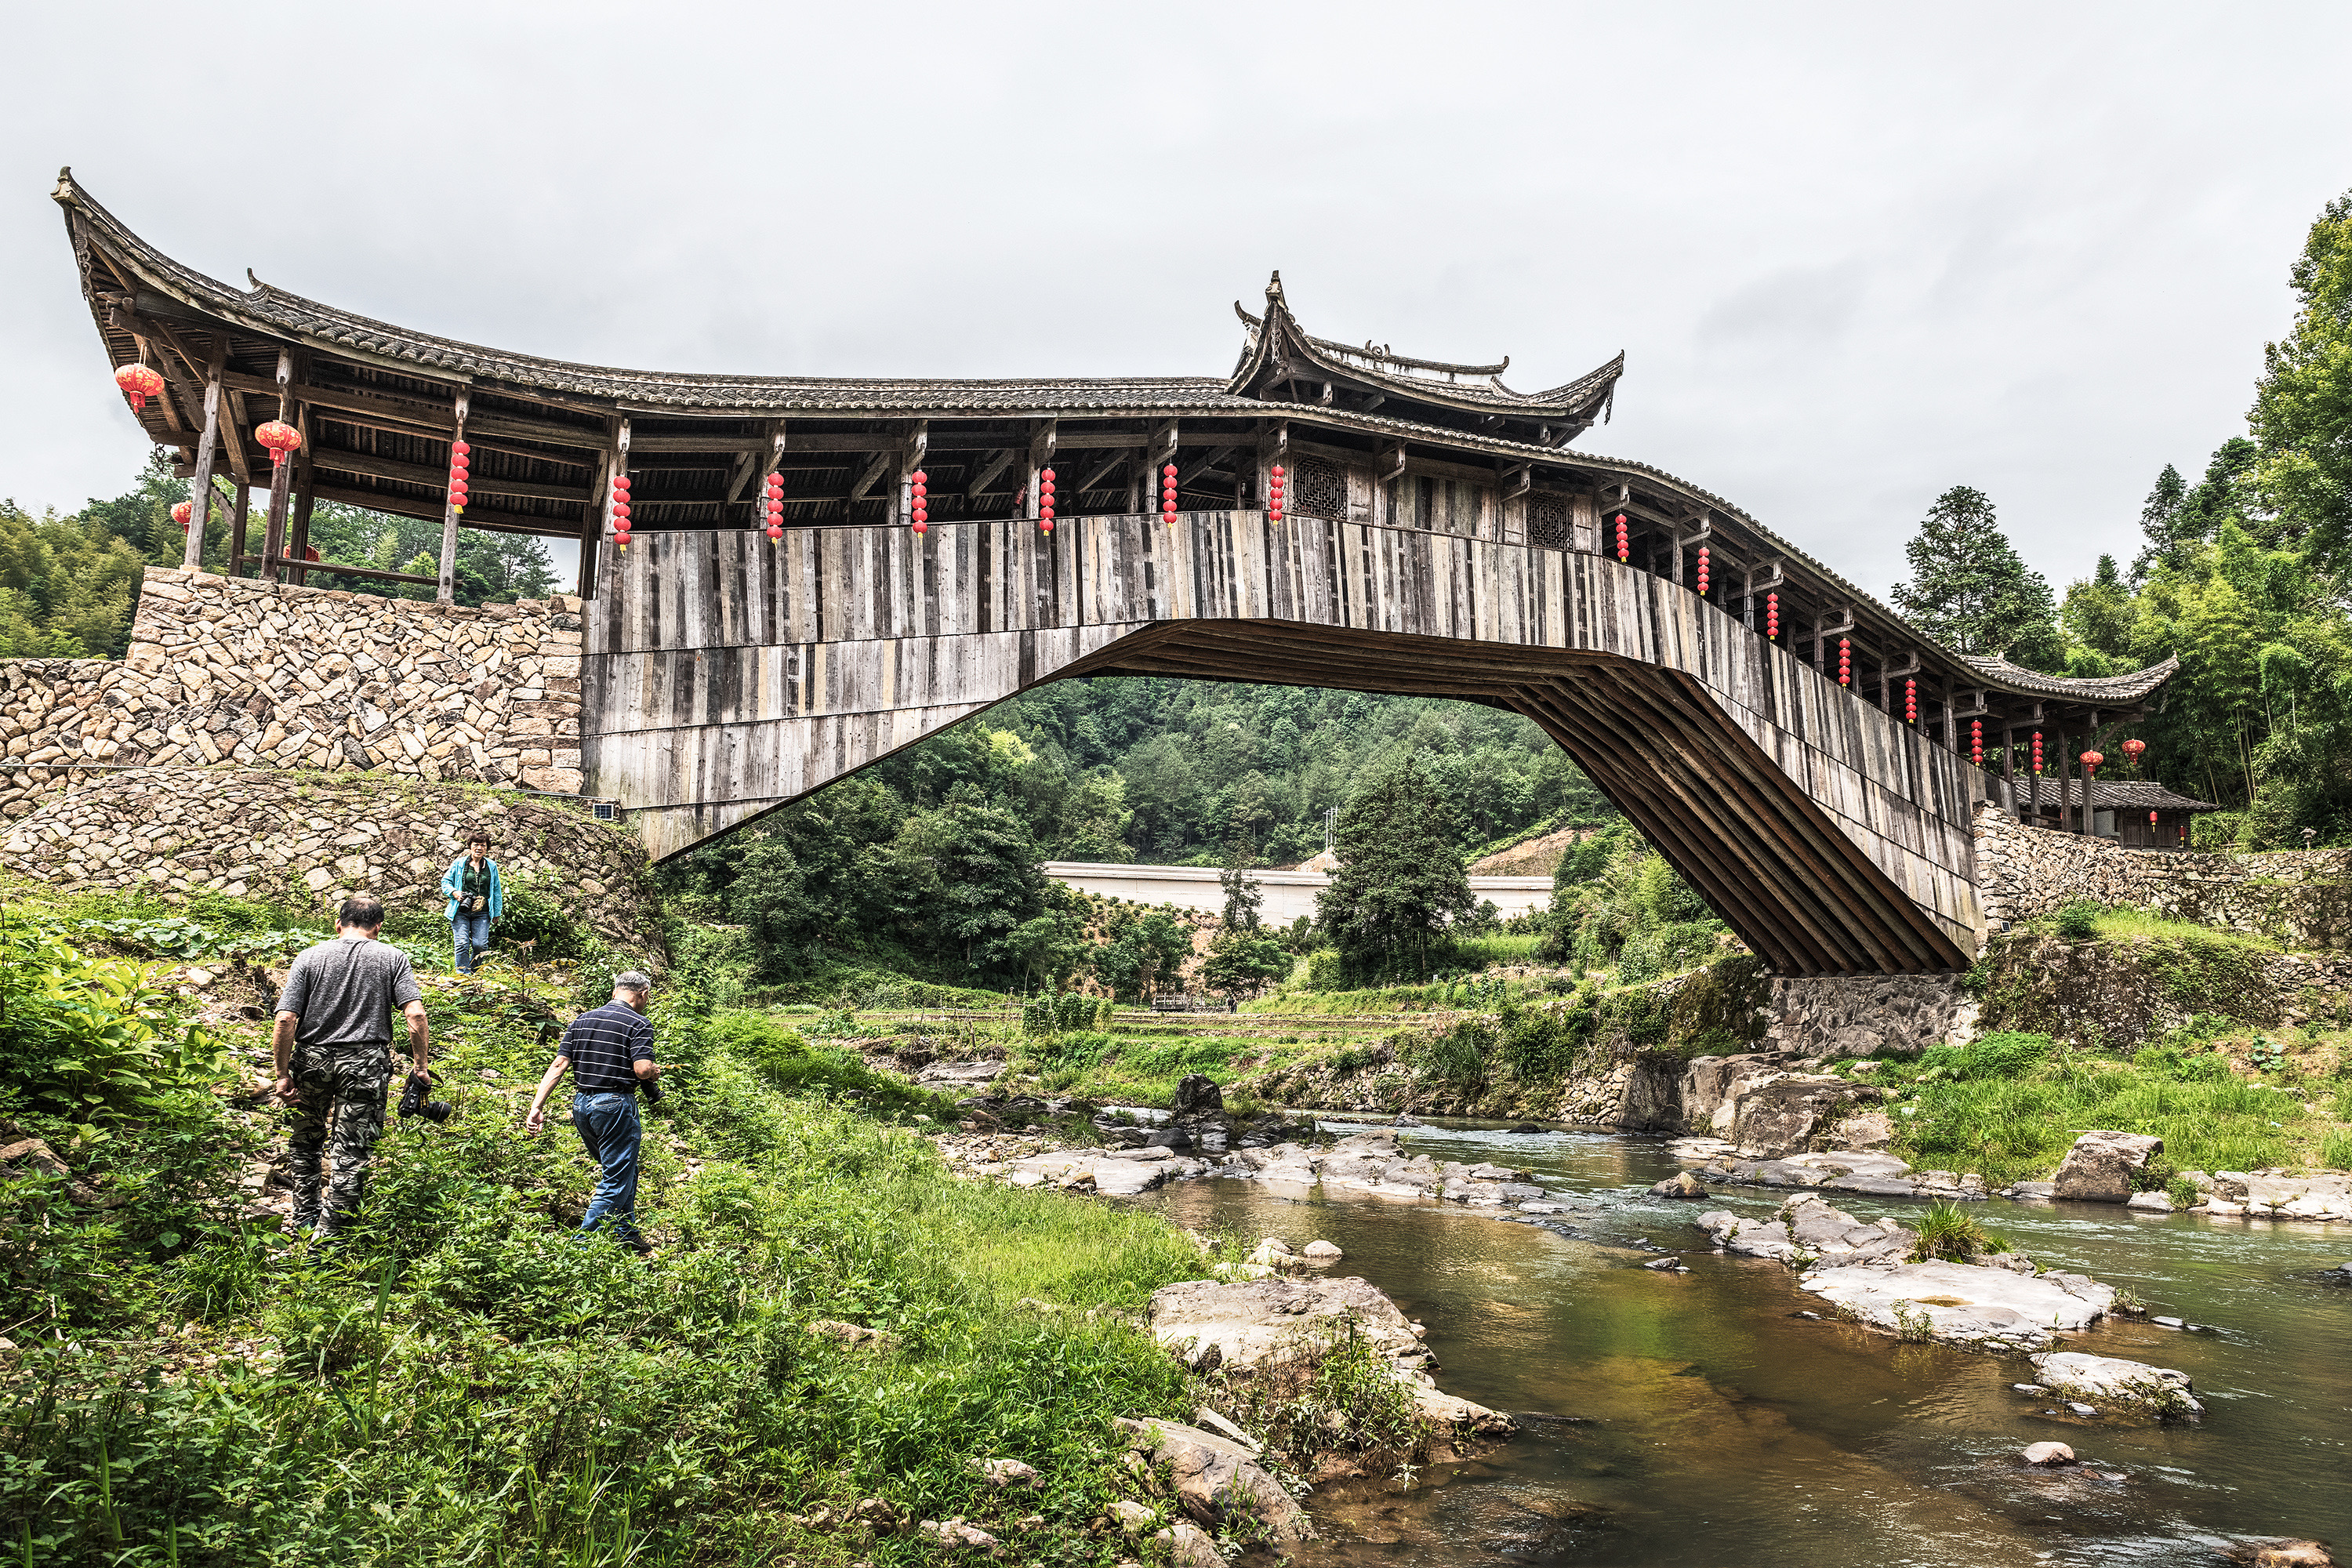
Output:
(1695, 546), (1709, 595)
(1162, 462), (1179, 526)
(911, 467), (928, 533)
(2122, 738), (2146, 769)
(1269, 462), (1285, 524)
(2031, 731), (2043, 775)
(1838, 637), (1851, 687)
(1766, 592), (1778, 640)
(256, 421), (303, 467)
(2080, 749), (2103, 779)
(172, 500), (194, 532)
(611, 474), (632, 551)
(114, 363), (165, 412)
(1615, 514), (1628, 562)
(452, 441), (470, 457)
(1039, 466), (1055, 533)
(2150, 810), (2159, 828)
(1970, 719), (1984, 766)
(1904, 677), (1917, 724)
(613, 475), (630, 493)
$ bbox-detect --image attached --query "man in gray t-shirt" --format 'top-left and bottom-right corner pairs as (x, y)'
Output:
(273, 895), (430, 1240)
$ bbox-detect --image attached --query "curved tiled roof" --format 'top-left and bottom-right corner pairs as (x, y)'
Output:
(53, 169), (2177, 714)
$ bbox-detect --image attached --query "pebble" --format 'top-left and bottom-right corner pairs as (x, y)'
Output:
(2013, 1383), (2049, 1395)
(2067, 1403), (2099, 1417)
(2022, 1441), (2076, 1466)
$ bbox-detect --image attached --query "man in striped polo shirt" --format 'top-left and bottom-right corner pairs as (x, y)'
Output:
(524, 971), (660, 1253)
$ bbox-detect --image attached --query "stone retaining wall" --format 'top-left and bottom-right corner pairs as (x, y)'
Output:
(0, 568), (587, 824)
(1973, 804), (2352, 948)
(1764, 973), (1976, 1059)
(0, 766), (661, 954)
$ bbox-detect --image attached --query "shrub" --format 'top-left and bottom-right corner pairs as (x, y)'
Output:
(1911, 1200), (2000, 1261)
(1, 912), (229, 1121)
(2053, 900), (2103, 940)
(498, 880), (590, 962)
(1915, 1031), (2052, 1082)
(1218, 1322), (1432, 1479)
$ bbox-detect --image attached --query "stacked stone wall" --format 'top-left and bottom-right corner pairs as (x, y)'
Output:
(1973, 804), (2352, 949)
(1764, 973), (1975, 1059)
(0, 568), (587, 824)
(1, 766), (660, 954)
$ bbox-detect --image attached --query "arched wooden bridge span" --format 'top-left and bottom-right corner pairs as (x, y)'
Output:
(55, 170), (2181, 976)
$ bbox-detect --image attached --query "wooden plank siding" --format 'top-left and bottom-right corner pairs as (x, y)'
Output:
(584, 511), (1985, 974)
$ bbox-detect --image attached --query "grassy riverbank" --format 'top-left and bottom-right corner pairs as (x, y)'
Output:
(0, 882), (1227, 1566)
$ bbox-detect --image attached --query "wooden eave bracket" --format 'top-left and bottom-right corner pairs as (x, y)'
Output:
(1498, 460), (1532, 501)
(1377, 441), (1407, 485)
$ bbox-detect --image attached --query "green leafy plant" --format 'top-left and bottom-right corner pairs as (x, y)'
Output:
(2053, 900), (2104, 940)
(1911, 1201), (1995, 1262)
(2, 913), (229, 1120)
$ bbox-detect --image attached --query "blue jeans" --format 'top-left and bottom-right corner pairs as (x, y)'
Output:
(571, 1091), (644, 1250)
(452, 913), (491, 973)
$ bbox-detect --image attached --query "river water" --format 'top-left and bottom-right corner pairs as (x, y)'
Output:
(1131, 1117), (2351, 1567)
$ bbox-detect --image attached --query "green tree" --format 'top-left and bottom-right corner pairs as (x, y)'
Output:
(1091, 906), (1194, 1002)
(1200, 924), (1290, 1004)
(2129, 464), (2190, 584)
(1003, 909), (1093, 992)
(1217, 842), (1264, 930)
(1316, 757), (1478, 979)
(913, 792), (1049, 973)
(1889, 485), (2062, 668)
(2252, 191), (2352, 570)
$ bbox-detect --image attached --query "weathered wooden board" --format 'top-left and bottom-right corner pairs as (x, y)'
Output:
(586, 511), (1986, 972)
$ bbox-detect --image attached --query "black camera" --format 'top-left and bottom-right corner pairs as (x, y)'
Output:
(397, 1069), (453, 1125)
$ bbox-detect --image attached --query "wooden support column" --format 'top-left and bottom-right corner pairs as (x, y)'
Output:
(436, 390), (470, 604)
(577, 433), (613, 600)
(288, 434), (317, 586)
(2054, 731), (2075, 833)
(1023, 419), (1057, 521)
(259, 351), (295, 583)
(180, 339), (226, 572)
(227, 485), (252, 579)
(1743, 559), (1782, 633)
(1998, 724), (2016, 813)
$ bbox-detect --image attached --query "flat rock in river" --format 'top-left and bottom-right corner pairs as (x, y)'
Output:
(2029, 1351), (2203, 1418)
(1801, 1260), (2115, 1352)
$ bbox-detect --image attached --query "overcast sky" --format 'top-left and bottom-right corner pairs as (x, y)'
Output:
(5, 2), (2348, 602)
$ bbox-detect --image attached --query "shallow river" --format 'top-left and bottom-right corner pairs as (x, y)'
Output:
(1131, 1117), (2350, 1567)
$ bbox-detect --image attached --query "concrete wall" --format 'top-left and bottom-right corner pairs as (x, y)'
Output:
(1042, 861), (1555, 923)
(1974, 803), (2352, 948)
(0, 569), (590, 826)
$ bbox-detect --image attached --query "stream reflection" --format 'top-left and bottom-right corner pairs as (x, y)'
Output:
(1131, 1117), (2351, 1567)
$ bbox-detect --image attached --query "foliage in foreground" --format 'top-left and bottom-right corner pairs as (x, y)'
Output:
(1, 916), (1221, 1567)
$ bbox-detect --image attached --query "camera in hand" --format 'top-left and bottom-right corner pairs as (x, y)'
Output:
(398, 1069), (454, 1124)
(641, 1074), (665, 1107)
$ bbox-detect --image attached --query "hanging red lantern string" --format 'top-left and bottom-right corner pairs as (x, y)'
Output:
(2080, 749), (2103, 781)
(1161, 463), (1179, 528)
(448, 439), (470, 514)
(256, 421), (303, 468)
(2031, 731), (2044, 775)
(1269, 463), (1285, 525)
(611, 474), (632, 552)
(1695, 546), (1709, 595)
(1970, 719), (1984, 766)
(114, 363), (165, 412)
(910, 469), (928, 536)
(1766, 592), (1779, 641)
(1039, 468), (1055, 534)
(2122, 737), (2146, 770)
(1838, 637), (1851, 687)
(1614, 514), (1629, 563)
(1904, 677), (1918, 724)
(765, 470), (785, 541)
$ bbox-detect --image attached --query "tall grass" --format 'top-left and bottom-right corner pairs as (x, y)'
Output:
(1886, 1041), (2321, 1184)
(0, 911), (1216, 1567)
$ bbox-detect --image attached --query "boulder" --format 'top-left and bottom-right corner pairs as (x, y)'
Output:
(2029, 1352), (2203, 1419)
(1111, 1417), (1310, 1541)
(1160, 1519), (1226, 1568)
(1680, 1053), (1790, 1134)
(1802, 1260), (2114, 1352)
(2052, 1131), (2164, 1203)
(1831, 1110), (1897, 1151)
(1170, 1074), (1225, 1115)
(1730, 1076), (1883, 1159)
(1696, 1196), (1914, 1268)
(2125, 1190), (2174, 1213)
(1649, 1171), (1708, 1200)
(2234, 1542), (2336, 1568)
(2021, 1442), (2076, 1466)
(1147, 1275), (1425, 1373)
(1301, 1240), (1344, 1260)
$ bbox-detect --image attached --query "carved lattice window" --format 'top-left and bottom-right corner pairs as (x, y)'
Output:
(1529, 495), (1571, 550)
(1292, 457), (1346, 520)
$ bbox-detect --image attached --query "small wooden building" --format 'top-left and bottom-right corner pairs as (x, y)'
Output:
(2022, 779), (2222, 848)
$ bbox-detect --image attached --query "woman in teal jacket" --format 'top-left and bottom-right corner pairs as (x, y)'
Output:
(440, 830), (505, 974)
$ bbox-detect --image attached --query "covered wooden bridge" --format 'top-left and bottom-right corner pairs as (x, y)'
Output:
(58, 170), (2180, 975)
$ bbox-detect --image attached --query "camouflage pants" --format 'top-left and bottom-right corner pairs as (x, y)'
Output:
(287, 1042), (394, 1233)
